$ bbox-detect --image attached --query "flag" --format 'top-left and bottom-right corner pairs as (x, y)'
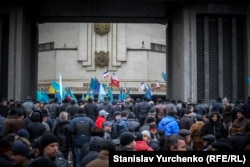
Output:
(94, 77), (100, 95)
(111, 73), (120, 88)
(48, 85), (55, 94)
(248, 77), (250, 84)
(51, 81), (60, 91)
(118, 87), (125, 102)
(102, 70), (109, 78)
(42, 91), (50, 103)
(90, 77), (96, 90)
(81, 93), (85, 100)
(90, 77), (100, 95)
(156, 80), (160, 90)
(161, 72), (167, 82)
(140, 82), (145, 91)
(145, 88), (152, 100)
(59, 73), (63, 100)
(55, 93), (62, 103)
(37, 90), (43, 102)
(65, 89), (77, 101)
(108, 86), (113, 103)
(124, 88), (130, 100)
(85, 90), (94, 100)
(98, 83), (106, 102)
(145, 84), (153, 100)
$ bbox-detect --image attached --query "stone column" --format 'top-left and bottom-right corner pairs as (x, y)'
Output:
(171, 5), (197, 102)
(8, 6), (38, 101)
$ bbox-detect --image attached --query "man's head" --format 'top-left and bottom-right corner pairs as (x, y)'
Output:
(113, 111), (121, 120)
(11, 141), (30, 166)
(40, 132), (59, 158)
(178, 129), (192, 144)
(103, 121), (113, 132)
(141, 130), (152, 143)
(236, 109), (246, 120)
(119, 132), (135, 148)
(163, 134), (187, 151)
(99, 110), (109, 118)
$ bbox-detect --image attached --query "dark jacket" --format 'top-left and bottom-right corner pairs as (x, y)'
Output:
(83, 103), (99, 122)
(80, 136), (104, 167)
(49, 102), (60, 119)
(67, 114), (95, 147)
(201, 112), (227, 138)
(85, 150), (109, 167)
(27, 122), (46, 142)
(53, 118), (71, 151)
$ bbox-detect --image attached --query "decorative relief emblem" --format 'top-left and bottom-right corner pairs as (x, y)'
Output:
(94, 23), (110, 34)
(95, 51), (109, 67)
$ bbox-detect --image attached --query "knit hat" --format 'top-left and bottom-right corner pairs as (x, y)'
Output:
(40, 132), (58, 149)
(0, 137), (11, 153)
(12, 141), (30, 157)
(17, 129), (30, 139)
(141, 130), (152, 140)
(119, 132), (135, 146)
(134, 132), (143, 141)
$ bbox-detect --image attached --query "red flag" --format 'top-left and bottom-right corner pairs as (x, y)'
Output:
(111, 73), (120, 88)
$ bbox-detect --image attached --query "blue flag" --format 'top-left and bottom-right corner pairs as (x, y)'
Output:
(98, 83), (106, 102)
(248, 77), (250, 84)
(108, 86), (113, 103)
(161, 72), (167, 82)
(118, 87), (125, 102)
(37, 90), (43, 102)
(42, 91), (50, 103)
(55, 93), (62, 103)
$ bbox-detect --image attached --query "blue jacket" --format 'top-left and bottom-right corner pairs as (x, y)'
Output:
(67, 114), (95, 147)
(158, 116), (179, 136)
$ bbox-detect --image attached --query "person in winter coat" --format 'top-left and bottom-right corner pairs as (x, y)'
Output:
(53, 111), (71, 160)
(95, 110), (109, 129)
(117, 132), (135, 151)
(133, 132), (153, 151)
(158, 106), (179, 136)
(85, 139), (116, 167)
(80, 136), (104, 167)
(200, 112), (227, 139)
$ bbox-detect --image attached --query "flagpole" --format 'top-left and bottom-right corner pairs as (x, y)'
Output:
(59, 73), (63, 100)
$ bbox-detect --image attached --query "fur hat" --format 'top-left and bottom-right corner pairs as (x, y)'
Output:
(40, 132), (58, 149)
(119, 132), (135, 146)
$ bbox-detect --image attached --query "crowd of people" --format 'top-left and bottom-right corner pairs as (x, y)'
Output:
(0, 95), (250, 167)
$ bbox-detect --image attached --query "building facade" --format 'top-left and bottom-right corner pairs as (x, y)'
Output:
(38, 23), (167, 98)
